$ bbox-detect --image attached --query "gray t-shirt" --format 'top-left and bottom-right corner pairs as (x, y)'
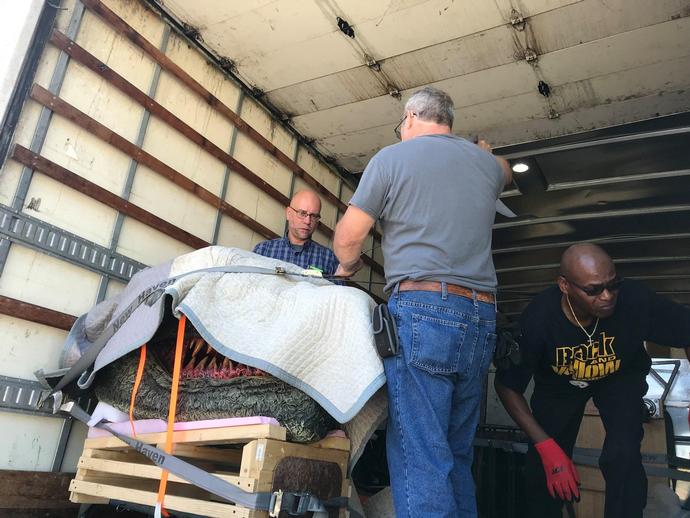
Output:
(350, 134), (505, 293)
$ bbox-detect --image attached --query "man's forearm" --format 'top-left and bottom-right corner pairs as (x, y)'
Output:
(336, 242), (364, 271)
(333, 206), (375, 275)
(334, 240), (364, 277)
(495, 379), (549, 444)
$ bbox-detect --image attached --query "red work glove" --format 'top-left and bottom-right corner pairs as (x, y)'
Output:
(534, 438), (580, 502)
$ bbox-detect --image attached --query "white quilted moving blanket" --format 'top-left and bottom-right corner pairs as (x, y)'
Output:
(64, 246), (386, 427)
(169, 247), (385, 422)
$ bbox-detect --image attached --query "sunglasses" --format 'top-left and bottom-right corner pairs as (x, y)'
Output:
(563, 276), (624, 297)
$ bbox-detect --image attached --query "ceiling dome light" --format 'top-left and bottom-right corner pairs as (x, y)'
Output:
(512, 162), (530, 173)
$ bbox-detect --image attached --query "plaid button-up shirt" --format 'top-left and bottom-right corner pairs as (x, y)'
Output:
(253, 237), (339, 276)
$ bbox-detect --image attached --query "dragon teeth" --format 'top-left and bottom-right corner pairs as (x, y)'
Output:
(183, 356), (197, 371)
(180, 336), (236, 377)
(191, 338), (205, 357)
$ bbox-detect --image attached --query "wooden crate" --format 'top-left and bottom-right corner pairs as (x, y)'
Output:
(69, 422), (351, 518)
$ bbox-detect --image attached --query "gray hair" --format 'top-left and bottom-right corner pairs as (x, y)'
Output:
(404, 87), (455, 129)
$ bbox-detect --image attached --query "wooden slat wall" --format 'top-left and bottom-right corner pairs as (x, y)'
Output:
(80, 0), (383, 244)
(0, 295), (76, 331)
(48, 24), (383, 274)
(13, 144), (210, 249)
(1, 0), (385, 332)
(30, 84), (278, 240)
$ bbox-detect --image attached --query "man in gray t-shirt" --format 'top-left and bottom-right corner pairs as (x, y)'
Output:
(334, 86), (511, 517)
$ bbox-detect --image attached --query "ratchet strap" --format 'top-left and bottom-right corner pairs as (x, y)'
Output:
(128, 343), (147, 437)
(154, 315), (186, 517)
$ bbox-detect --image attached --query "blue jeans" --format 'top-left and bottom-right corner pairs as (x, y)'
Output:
(384, 285), (497, 518)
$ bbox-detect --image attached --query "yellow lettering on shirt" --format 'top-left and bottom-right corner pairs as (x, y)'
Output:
(551, 333), (620, 381)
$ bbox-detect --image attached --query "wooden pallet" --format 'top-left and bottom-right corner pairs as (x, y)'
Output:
(69, 422), (351, 518)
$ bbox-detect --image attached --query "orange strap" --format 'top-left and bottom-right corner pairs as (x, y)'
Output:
(129, 344), (147, 437)
(156, 314), (186, 517)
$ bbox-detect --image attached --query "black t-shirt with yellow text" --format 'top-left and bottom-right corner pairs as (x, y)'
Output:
(496, 280), (690, 395)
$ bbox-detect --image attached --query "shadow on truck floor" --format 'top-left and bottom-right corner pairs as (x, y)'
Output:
(352, 430), (529, 518)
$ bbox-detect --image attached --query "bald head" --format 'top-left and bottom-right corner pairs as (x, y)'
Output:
(286, 189), (322, 245)
(558, 243), (619, 319)
(560, 243), (613, 279)
(291, 190), (321, 211)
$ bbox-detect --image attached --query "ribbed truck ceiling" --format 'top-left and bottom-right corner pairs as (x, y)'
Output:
(154, 0), (690, 172)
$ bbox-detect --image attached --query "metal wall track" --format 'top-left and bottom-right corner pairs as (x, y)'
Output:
(0, 374), (94, 416)
(0, 204), (145, 282)
(0, 375), (50, 415)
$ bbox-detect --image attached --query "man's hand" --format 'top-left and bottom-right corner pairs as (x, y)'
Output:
(475, 138), (512, 185)
(535, 438), (580, 501)
(335, 258), (364, 278)
(475, 140), (513, 185)
(476, 139), (493, 153)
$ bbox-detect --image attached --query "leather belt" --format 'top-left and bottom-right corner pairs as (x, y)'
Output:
(398, 280), (495, 304)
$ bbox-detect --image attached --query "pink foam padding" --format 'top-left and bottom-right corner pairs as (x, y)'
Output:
(87, 415), (280, 438)
(326, 429), (347, 438)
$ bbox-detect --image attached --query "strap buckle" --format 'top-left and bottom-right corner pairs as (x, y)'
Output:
(269, 490), (313, 516)
(284, 491), (313, 515)
(269, 490), (283, 517)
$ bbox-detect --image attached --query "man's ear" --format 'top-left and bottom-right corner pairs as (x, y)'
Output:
(404, 110), (414, 131)
(557, 275), (569, 295)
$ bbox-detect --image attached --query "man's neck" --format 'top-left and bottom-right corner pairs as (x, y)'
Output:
(560, 295), (594, 327)
(287, 235), (309, 246)
(407, 122), (452, 140)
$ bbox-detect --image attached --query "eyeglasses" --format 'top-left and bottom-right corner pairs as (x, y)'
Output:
(562, 275), (624, 297)
(289, 206), (321, 222)
(393, 112), (416, 140)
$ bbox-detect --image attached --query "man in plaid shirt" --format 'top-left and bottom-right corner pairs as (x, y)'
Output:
(253, 190), (339, 276)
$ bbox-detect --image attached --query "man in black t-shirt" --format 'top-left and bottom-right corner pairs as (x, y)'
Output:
(495, 243), (690, 518)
